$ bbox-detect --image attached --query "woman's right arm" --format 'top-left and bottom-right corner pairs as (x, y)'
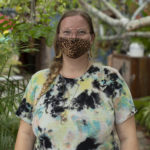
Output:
(15, 120), (36, 150)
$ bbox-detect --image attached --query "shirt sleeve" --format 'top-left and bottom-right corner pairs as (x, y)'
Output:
(16, 76), (36, 125)
(16, 69), (49, 125)
(111, 70), (137, 124)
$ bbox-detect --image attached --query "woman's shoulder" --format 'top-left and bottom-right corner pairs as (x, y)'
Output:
(92, 61), (122, 78)
(32, 68), (50, 78)
(102, 65), (120, 74)
(30, 68), (50, 85)
(92, 61), (118, 72)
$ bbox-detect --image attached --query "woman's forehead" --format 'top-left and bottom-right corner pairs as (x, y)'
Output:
(60, 15), (89, 30)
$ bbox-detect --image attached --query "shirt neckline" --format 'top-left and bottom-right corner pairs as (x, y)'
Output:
(59, 62), (94, 81)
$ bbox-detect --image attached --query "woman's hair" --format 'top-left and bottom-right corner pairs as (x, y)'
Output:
(37, 9), (95, 100)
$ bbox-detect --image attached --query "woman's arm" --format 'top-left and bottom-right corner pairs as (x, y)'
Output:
(116, 116), (139, 150)
(15, 120), (35, 150)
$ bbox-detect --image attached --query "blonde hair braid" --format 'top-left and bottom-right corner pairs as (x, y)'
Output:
(37, 57), (63, 100)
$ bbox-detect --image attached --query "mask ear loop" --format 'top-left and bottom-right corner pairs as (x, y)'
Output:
(87, 46), (92, 62)
(56, 50), (62, 58)
(89, 34), (95, 61)
(88, 37), (93, 61)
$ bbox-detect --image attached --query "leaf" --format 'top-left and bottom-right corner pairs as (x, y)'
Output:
(21, 48), (38, 53)
(15, 5), (22, 13)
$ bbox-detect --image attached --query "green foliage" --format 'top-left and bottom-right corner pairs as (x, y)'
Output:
(134, 96), (150, 109)
(0, 0), (80, 76)
(0, 15), (14, 31)
(0, 33), (21, 76)
(0, 115), (20, 150)
(13, 23), (52, 44)
(9, 0), (79, 45)
(0, 0), (81, 56)
(0, 67), (27, 149)
(134, 96), (150, 135)
(0, 9), (21, 75)
(125, 0), (138, 16)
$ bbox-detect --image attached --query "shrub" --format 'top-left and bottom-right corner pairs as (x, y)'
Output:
(134, 96), (150, 135)
(0, 69), (27, 149)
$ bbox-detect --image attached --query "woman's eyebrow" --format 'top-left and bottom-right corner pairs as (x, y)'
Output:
(62, 27), (88, 30)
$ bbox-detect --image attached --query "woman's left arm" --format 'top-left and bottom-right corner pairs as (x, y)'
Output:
(116, 116), (139, 150)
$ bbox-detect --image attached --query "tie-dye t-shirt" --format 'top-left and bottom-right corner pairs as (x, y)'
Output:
(16, 62), (136, 150)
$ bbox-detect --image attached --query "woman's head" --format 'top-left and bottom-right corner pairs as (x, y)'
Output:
(54, 9), (95, 58)
(56, 10), (95, 37)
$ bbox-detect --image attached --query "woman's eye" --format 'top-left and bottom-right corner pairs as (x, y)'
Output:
(64, 31), (71, 34)
(78, 30), (86, 35)
(79, 31), (86, 34)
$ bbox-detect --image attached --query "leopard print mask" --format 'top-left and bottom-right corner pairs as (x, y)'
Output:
(56, 37), (91, 59)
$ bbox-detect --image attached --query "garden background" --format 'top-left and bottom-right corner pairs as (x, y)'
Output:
(0, 0), (150, 149)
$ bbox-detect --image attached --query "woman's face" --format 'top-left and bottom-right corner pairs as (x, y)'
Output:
(59, 15), (94, 43)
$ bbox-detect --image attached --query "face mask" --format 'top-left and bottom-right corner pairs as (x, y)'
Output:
(56, 37), (91, 59)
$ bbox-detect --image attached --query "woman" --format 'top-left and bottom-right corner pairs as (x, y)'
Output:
(15, 9), (139, 150)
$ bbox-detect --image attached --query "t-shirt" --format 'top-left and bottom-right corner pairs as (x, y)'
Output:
(16, 62), (136, 150)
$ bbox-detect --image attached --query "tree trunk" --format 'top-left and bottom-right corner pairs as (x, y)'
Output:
(35, 37), (51, 71)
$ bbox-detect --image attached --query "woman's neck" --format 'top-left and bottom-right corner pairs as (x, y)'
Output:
(60, 53), (91, 78)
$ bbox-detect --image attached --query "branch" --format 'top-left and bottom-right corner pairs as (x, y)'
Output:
(131, 0), (150, 20)
(78, 0), (126, 27)
(100, 32), (150, 41)
(101, 0), (125, 19)
(126, 16), (150, 31)
(79, 0), (150, 35)
(30, 0), (36, 24)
